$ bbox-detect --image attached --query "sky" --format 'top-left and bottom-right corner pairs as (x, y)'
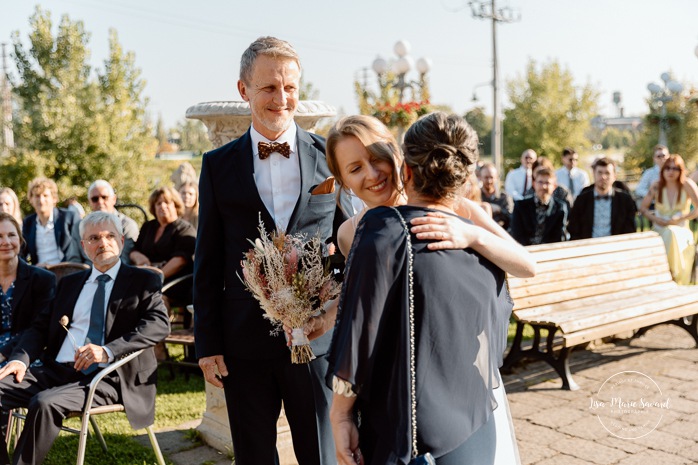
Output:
(2, 0), (698, 128)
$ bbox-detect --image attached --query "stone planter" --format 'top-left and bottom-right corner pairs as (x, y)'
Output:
(185, 100), (337, 464)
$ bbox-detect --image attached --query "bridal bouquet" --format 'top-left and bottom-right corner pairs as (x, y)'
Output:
(241, 219), (341, 364)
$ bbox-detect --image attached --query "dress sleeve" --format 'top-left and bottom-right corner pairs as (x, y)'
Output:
(328, 208), (406, 396)
(170, 220), (196, 262)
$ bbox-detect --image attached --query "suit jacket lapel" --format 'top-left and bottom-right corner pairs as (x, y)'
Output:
(287, 127), (319, 233)
(233, 130), (276, 229)
(63, 270), (90, 326)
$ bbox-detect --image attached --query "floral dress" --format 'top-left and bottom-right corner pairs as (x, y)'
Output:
(0, 282), (15, 367)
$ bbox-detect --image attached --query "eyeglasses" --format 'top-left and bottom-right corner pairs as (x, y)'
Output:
(90, 195), (110, 203)
(664, 166), (681, 172)
(85, 233), (118, 245)
(655, 153), (668, 158)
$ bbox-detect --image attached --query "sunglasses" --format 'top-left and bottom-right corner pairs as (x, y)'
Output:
(664, 166), (681, 172)
(90, 195), (110, 203)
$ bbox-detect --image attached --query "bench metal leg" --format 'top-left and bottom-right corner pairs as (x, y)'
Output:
(634, 315), (698, 347)
(501, 323), (580, 390)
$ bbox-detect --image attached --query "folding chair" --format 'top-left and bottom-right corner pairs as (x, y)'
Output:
(6, 349), (166, 465)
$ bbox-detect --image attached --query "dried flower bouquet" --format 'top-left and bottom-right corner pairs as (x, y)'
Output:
(241, 219), (341, 364)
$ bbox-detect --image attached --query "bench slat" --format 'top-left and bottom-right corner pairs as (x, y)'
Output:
(525, 233), (663, 262)
(558, 290), (698, 333)
(563, 302), (698, 346)
(513, 282), (679, 320)
(512, 274), (673, 310)
(509, 248), (666, 287)
(509, 260), (671, 300)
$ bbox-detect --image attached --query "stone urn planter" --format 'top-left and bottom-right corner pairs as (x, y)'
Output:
(185, 100), (336, 464)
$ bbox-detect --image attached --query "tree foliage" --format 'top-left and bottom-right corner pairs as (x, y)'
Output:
(2, 6), (154, 209)
(625, 88), (698, 173)
(464, 106), (492, 158)
(502, 59), (599, 166)
(176, 119), (212, 155)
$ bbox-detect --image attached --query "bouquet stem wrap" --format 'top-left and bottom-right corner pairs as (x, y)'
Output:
(290, 328), (315, 364)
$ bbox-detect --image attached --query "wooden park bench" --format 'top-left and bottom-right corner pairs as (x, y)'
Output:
(502, 231), (698, 390)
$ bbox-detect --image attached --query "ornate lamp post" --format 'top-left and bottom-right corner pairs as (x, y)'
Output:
(371, 40), (431, 140)
(647, 72), (683, 147)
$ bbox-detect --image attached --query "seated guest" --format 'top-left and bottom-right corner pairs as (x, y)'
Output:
(464, 172), (492, 216)
(505, 148), (537, 200)
(0, 188), (23, 231)
(0, 213), (56, 366)
(568, 157), (637, 241)
(480, 162), (513, 230)
(555, 147), (590, 200)
(511, 167), (569, 245)
(178, 181), (199, 230)
(129, 186), (196, 308)
(22, 177), (82, 265)
(525, 157), (573, 207)
(87, 180), (140, 264)
(0, 211), (170, 465)
(639, 155), (698, 284)
(636, 144), (668, 200)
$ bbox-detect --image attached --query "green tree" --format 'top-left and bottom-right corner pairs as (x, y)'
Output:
(502, 59), (599, 166)
(625, 87), (698, 173)
(299, 77), (319, 101)
(3, 7), (154, 207)
(464, 106), (492, 158)
(176, 119), (212, 155)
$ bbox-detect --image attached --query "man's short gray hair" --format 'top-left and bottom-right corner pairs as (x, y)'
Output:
(239, 36), (301, 84)
(79, 211), (123, 239)
(87, 180), (116, 196)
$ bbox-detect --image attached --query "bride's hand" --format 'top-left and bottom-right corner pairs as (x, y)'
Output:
(410, 212), (481, 250)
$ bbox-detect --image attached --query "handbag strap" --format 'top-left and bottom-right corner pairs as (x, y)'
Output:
(390, 207), (419, 459)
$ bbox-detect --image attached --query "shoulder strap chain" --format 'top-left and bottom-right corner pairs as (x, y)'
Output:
(390, 207), (419, 459)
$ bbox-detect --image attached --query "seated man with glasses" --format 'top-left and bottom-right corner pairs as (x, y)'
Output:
(0, 211), (169, 465)
(511, 167), (569, 245)
(568, 157), (637, 240)
(635, 145), (669, 199)
(87, 180), (139, 264)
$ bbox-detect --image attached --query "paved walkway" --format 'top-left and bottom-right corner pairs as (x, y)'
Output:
(151, 324), (698, 465)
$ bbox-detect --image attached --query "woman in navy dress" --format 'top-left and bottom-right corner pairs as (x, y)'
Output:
(329, 113), (520, 465)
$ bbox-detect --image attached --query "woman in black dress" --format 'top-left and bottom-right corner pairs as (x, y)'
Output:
(129, 186), (196, 306)
(329, 113), (519, 465)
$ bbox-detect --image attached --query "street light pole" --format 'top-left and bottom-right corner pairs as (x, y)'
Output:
(647, 72), (683, 148)
(470, 0), (519, 175)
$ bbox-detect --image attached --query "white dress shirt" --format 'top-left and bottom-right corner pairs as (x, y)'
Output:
(635, 165), (660, 199)
(504, 166), (532, 201)
(250, 124), (301, 233)
(35, 211), (63, 265)
(56, 261), (121, 364)
(555, 167), (590, 198)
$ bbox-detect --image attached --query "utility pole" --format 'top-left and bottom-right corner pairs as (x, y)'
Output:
(0, 43), (14, 155)
(469, 0), (519, 175)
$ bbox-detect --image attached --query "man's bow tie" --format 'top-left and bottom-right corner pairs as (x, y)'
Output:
(258, 141), (290, 160)
(596, 195), (611, 201)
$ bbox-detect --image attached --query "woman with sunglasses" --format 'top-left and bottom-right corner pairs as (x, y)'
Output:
(640, 154), (698, 284)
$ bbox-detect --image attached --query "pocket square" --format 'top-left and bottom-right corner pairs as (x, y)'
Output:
(311, 176), (335, 195)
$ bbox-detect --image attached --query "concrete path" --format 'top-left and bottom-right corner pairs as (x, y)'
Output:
(150, 324), (697, 465)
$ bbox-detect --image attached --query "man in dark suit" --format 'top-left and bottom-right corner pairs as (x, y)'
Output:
(0, 211), (170, 465)
(194, 37), (351, 465)
(511, 167), (569, 245)
(568, 157), (637, 240)
(22, 177), (83, 265)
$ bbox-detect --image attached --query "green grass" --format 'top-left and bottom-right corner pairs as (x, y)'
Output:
(507, 319), (548, 343)
(33, 344), (206, 465)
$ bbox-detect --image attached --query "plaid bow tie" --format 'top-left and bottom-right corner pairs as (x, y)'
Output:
(258, 141), (291, 160)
